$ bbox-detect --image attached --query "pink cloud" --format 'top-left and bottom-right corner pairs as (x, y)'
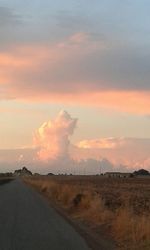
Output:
(0, 33), (150, 115)
(23, 91), (150, 115)
(34, 110), (77, 161)
(33, 109), (150, 170)
(0, 108), (150, 172)
(74, 138), (150, 170)
(77, 137), (125, 149)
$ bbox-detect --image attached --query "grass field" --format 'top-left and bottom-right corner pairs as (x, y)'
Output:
(24, 175), (150, 250)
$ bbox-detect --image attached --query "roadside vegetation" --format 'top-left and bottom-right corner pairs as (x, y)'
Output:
(24, 176), (150, 250)
(0, 178), (14, 185)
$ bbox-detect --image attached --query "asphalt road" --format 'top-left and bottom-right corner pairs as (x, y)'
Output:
(0, 179), (90, 250)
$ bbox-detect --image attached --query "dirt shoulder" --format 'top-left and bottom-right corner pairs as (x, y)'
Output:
(43, 193), (116, 250)
(24, 178), (116, 250)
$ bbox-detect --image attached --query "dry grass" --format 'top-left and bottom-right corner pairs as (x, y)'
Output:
(113, 208), (150, 250)
(24, 176), (150, 250)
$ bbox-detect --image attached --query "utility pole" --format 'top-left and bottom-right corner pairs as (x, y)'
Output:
(99, 160), (103, 175)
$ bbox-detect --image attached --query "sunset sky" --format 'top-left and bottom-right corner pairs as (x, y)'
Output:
(0, 0), (150, 173)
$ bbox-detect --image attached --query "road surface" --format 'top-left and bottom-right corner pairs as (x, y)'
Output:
(0, 179), (90, 250)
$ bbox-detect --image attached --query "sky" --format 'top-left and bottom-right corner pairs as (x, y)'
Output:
(0, 0), (150, 173)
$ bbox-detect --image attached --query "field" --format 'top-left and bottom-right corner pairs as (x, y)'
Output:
(24, 175), (150, 250)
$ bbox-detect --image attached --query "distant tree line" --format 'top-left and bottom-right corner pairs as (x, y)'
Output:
(0, 172), (13, 177)
(133, 169), (150, 176)
(0, 167), (149, 177)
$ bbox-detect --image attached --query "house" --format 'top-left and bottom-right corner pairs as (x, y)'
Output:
(14, 167), (32, 176)
(104, 172), (132, 178)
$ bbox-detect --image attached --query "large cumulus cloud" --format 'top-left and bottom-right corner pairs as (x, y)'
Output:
(34, 110), (77, 161)
(0, 111), (150, 173)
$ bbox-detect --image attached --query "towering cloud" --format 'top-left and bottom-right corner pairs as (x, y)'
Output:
(33, 111), (150, 171)
(34, 110), (77, 161)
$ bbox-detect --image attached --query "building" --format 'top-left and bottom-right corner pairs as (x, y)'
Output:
(104, 172), (132, 178)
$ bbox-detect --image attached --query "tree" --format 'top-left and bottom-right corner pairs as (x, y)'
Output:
(133, 169), (149, 176)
